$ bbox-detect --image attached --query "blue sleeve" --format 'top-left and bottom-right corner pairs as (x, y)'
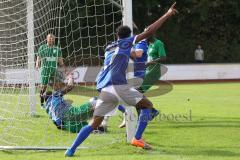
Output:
(127, 35), (136, 47)
(135, 40), (148, 52)
(129, 36), (137, 45)
(117, 36), (136, 56)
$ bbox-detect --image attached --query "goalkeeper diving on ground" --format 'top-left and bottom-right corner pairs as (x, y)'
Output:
(42, 75), (100, 133)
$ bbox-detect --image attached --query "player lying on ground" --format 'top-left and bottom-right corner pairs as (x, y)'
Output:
(36, 33), (66, 108)
(65, 2), (178, 157)
(43, 75), (98, 133)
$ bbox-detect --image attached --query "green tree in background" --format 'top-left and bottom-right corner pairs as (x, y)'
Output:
(133, 0), (240, 63)
(58, 0), (240, 64)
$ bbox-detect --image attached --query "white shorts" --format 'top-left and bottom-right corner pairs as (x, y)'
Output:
(127, 77), (143, 88)
(93, 84), (143, 116)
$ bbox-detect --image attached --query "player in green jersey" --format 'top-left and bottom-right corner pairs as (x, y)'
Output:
(44, 75), (98, 133)
(36, 34), (66, 108)
(138, 36), (167, 93)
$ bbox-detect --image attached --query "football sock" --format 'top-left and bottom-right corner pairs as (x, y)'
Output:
(135, 108), (151, 140)
(69, 125), (93, 152)
(118, 105), (126, 113)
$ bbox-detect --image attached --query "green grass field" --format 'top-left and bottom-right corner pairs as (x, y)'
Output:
(0, 82), (240, 160)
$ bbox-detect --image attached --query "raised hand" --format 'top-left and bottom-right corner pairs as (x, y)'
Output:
(166, 2), (178, 17)
(67, 73), (74, 86)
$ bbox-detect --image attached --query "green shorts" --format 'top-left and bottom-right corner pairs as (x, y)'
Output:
(40, 68), (62, 85)
(62, 103), (93, 133)
(62, 121), (88, 133)
(139, 63), (161, 93)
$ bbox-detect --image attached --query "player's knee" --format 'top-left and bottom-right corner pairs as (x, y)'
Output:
(90, 123), (99, 130)
(136, 98), (153, 109)
(91, 116), (104, 129)
(146, 99), (153, 108)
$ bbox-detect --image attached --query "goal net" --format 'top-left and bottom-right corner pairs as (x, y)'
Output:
(0, 0), (123, 150)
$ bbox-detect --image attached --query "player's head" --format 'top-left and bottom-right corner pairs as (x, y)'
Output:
(46, 33), (55, 46)
(148, 34), (156, 43)
(89, 96), (98, 108)
(44, 91), (53, 102)
(116, 26), (132, 39)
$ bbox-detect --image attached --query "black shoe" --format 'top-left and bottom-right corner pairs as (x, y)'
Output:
(93, 125), (107, 134)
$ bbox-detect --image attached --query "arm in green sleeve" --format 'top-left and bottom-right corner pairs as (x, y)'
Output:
(157, 40), (166, 58)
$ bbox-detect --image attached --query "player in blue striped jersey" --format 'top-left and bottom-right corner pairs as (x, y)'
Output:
(99, 39), (150, 129)
(65, 3), (178, 156)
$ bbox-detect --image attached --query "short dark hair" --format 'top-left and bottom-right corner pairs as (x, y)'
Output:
(44, 91), (53, 102)
(116, 26), (132, 39)
(148, 35), (156, 43)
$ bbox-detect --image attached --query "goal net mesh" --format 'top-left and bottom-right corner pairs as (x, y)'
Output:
(0, 0), (123, 149)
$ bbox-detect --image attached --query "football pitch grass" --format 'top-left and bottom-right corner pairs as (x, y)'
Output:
(0, 82), (240, 160)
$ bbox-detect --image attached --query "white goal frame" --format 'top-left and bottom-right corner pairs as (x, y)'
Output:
(0, 0), (135, 151)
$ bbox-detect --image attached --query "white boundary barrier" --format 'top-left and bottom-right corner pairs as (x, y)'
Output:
(2, 64), (240, 84)
(161, 63), (240, 81)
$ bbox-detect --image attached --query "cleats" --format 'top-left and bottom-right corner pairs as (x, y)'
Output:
(131, 138), (152, 150)
(93, 125), (107, 134)
(65, 149), (75, 157)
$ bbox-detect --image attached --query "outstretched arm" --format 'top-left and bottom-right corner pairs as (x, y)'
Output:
(61, 74), (74, 95)
(135, 2), (178, 43)
(36, 56), (41, 70)
(58, 58), (67, 74)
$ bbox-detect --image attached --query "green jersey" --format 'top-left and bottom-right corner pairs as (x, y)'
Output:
(147, 39), (166, 62)
(63, 102), (93, 133)
(139, 39), (166, 93)
(46, 90), (92, 133)
(37, 44), (62, 69)
(63, 102), (93, 122)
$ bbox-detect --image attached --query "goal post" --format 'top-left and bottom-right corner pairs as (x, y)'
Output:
(27, 0), (36, 116)
(122, 0), (133, 31)
(0, 0), (136, 151)
(122, 0), (138, 143)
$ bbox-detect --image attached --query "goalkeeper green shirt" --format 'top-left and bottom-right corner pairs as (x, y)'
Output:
(147, 39), (166, 62)
(37, 44), (62, 69)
